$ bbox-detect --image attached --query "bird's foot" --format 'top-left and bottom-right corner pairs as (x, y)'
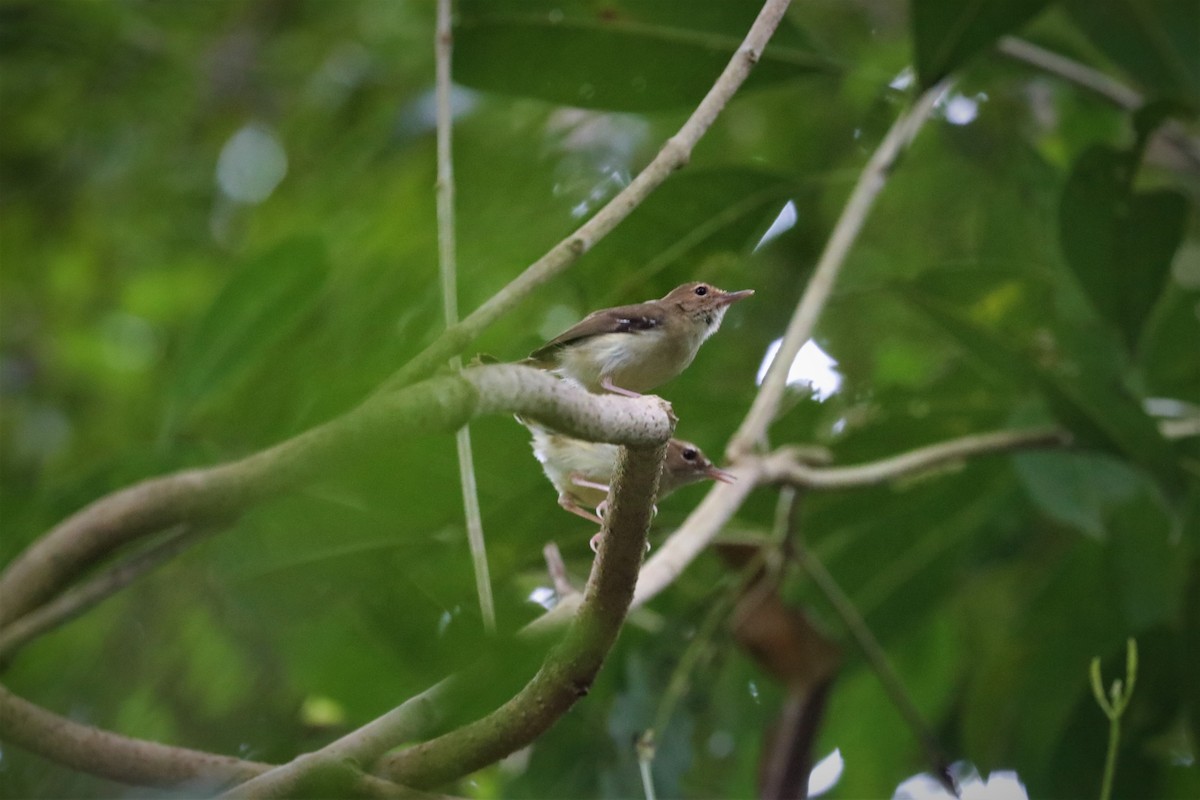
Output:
(600, 376), (642, 398)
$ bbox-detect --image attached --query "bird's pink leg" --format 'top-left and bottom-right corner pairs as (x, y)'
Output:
(600, 375), (641, 398)
(558, 494), (603, 525)
(571, 476), (610, 493)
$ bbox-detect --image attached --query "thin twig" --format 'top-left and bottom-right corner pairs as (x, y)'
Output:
(219, 680), (456, 799)
(996, 37), (1200, 173)
(377, 0), (797, 395)
(997, 37), (1141, 108)
(649, 577), (742, 740)
(434, 0), (495, 634)
(543, 542), (578, 598)
(0, 524), (214, 663)
(631, 426), (1068, 613)
(760, 427), (1071, 489)
(728, 81), (947, 461)
(794, 545), (956, 795)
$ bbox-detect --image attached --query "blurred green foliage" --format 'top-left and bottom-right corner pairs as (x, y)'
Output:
(2, 0), (1198, 798)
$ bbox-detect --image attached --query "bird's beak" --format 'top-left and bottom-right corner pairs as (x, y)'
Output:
(717, 289), (755, 307)
(706, 466), (737, 484)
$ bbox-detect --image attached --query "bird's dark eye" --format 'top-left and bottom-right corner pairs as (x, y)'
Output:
(694, 285), (708, 296)
(682, 448), (698, 460)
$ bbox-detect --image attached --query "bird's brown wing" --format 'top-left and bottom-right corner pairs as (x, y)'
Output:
(527, 301), (666, 363)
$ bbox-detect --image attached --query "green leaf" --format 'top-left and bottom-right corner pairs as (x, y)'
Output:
(1013, 451), (1141, 538)
(1035, 368), (1185, 499)
(1064, 0), (1200, 108)
(905, 291), (1185, 499)
(169, 237), (330, 421)
(454, 0), (833, 112)
(960, 538), (1126, 783)
(911, 0), (1054, 87)
(1058, 145), (1188, 351)
(583, 167), (798, 275)
(1106, 493), (1183, 629)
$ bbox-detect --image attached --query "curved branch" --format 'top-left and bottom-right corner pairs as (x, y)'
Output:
(217, 678), (457, 799)
(0, 366), (675, 796)
(996, 37), (1200, 174)
(997, 37), (1141, 108)
(727, 81), (946, 461)
(0, 681), (430, 798)
(0, 681), (267, 790)
(0, 365), (673, 630)
(375, 442), (667, 789)
(632, 426), (1070, 611)
(237, 426), (1073, 790)
(1, 1), (795, 789)
(760, 427), (1071, 489)
(0, 524), (213, 664)
(378, 0), (796, 394)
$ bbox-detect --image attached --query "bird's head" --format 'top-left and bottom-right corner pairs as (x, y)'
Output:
(662, 438), (736, 494)
(662, 282), (754, 328)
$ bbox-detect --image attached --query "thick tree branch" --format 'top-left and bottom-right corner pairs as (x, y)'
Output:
(727, 81), (946, 461)
(375, 443), (666, 789)
(0, 366), (672, 630)
(378, 0), (796, 394)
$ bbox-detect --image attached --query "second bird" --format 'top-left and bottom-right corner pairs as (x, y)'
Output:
(526, 422), (733, 540)
(525, 281), (753, 396)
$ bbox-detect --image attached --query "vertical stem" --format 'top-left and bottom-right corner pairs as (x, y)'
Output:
(1099, 715), (1119, 800)
(797, 546), (956, 795)
(435, 0), (494, 632)
(1092, 638), (1137, 800)
(637, 744), (658, 800)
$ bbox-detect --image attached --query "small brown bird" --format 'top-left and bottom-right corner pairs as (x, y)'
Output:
(525, 281), (754, 396)
(525, 423), (734, 548)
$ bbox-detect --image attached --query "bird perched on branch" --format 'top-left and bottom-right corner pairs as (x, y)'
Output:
(524, 281), (753, 397)
(524, 421), (734, 549)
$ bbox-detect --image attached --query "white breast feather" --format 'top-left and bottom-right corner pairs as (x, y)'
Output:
(530, 427), (618, 506)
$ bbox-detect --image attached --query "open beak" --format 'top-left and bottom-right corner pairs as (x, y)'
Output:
(717, 289), (755, 307)
(706, 466), (737, 484)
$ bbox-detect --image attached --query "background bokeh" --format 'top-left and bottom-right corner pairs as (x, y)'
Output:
(2, 1), (1197, 797)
